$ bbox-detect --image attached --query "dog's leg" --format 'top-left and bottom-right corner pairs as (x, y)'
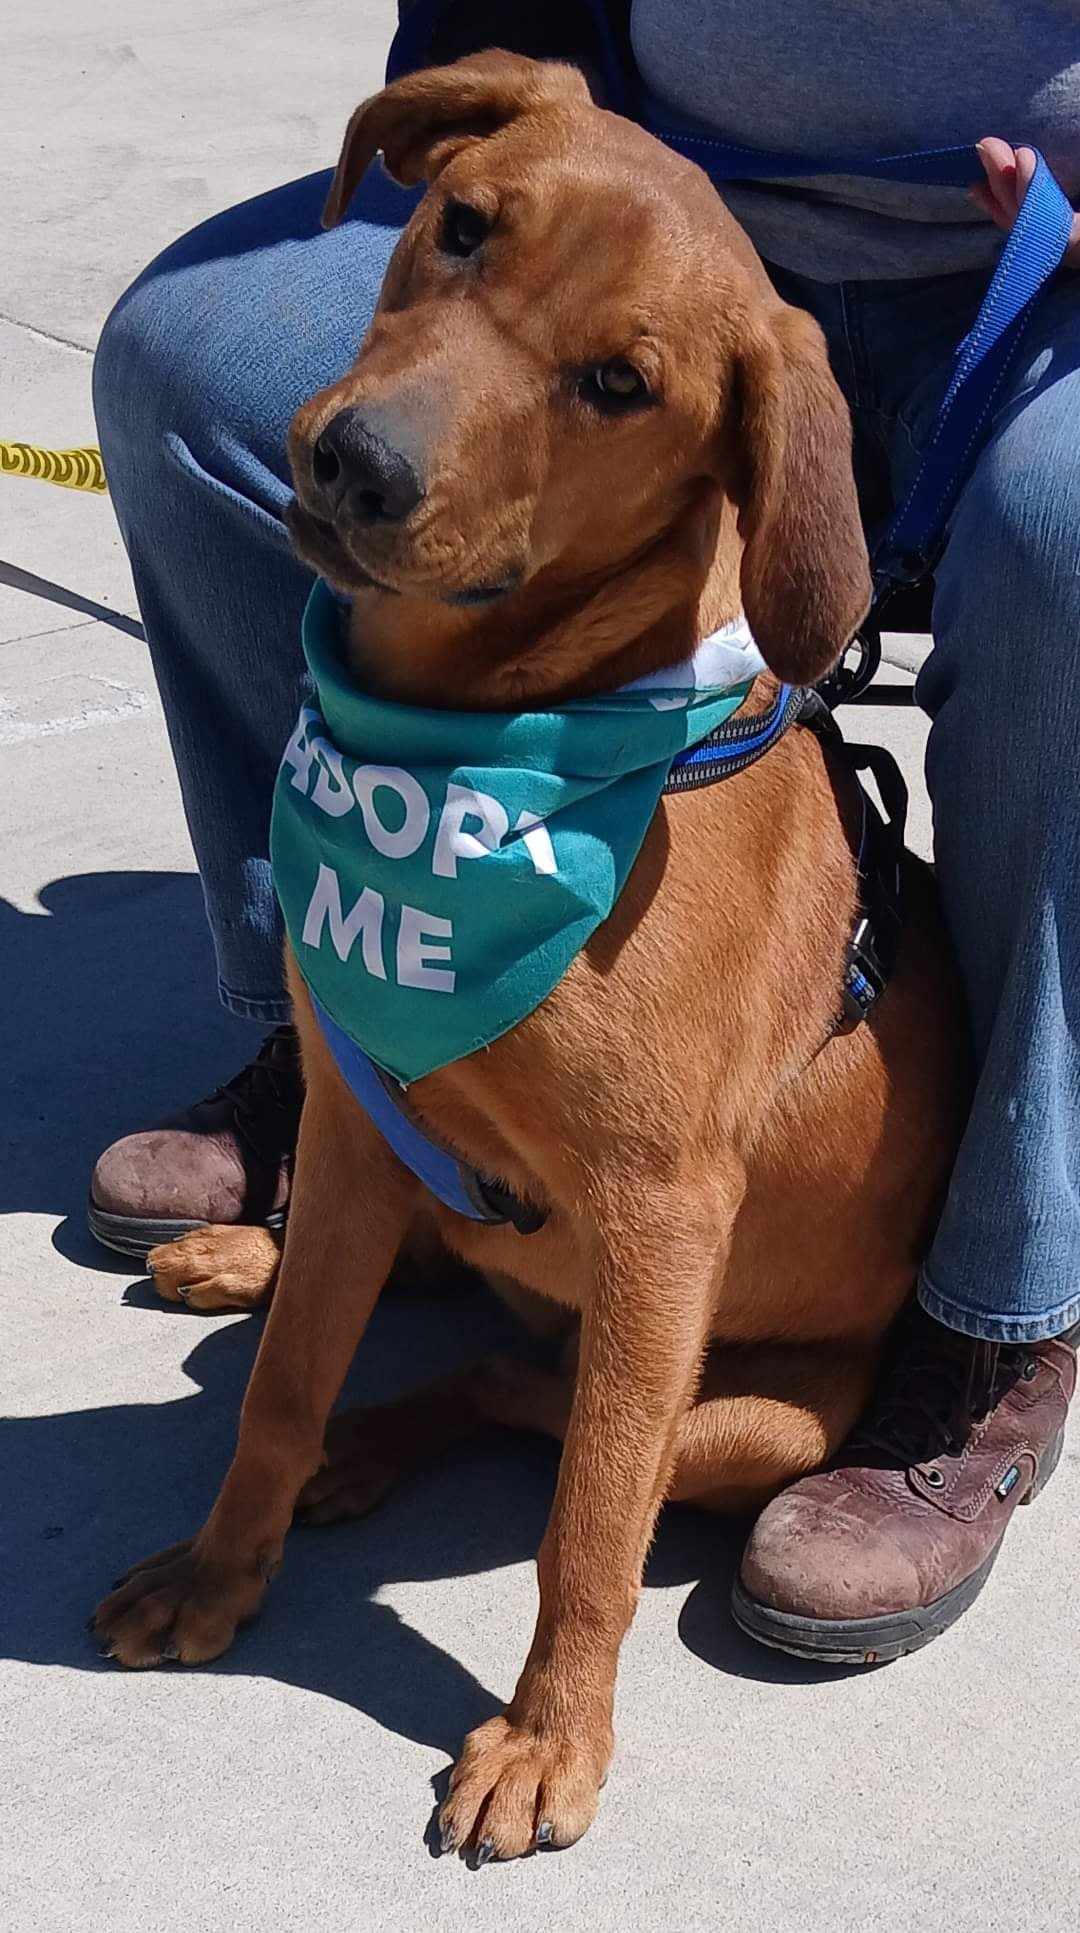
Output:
(295, 1336), (578, 1524)
(92, 1086), (417, 1667)
(438, 1182), (735, 1860)
(296, 1367), (497, 1523)
(296, 1266), (575, 1521)
(666, 1339), (880, 1513)
(304, 1329), (875, 1538)
(444, 1340), (878, 1517)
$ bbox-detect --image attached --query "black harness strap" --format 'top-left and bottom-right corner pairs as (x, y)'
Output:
(663, 682), (909, 1037)
(794, 692), (908, 1033)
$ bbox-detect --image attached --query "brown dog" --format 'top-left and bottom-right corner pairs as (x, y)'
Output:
(94, 54), (966, 1860)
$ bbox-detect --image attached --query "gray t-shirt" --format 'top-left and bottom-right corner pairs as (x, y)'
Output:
(631, 1), (1080, 280)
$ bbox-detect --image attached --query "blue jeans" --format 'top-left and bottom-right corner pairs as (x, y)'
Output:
(93, 165), (1080, 1344)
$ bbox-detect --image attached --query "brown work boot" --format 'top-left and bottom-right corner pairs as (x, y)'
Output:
(732, 1306), (1075, 1664)
(87, 1026), (303, 1260)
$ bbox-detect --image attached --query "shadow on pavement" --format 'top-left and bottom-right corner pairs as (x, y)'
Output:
(0, 560), (146, 639)
(0, 870), (249, 1237)
(2, 1287), (859, 1758)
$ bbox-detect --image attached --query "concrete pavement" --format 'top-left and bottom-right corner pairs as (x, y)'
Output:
(2, 7), (1076, 1930)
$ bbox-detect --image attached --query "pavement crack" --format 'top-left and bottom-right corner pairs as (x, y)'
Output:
(2, 617), (101, 647)
(0, 309), (95, 356)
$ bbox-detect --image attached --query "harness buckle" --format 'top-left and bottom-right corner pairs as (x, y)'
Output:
(837, 914), (888, 1033)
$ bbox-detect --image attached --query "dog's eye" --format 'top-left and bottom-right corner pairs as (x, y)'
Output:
(440, 199), (491, 257)
(581, 359), (651, 412)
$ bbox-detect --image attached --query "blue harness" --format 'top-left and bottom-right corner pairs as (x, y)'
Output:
(313, 5), (1074, 1232)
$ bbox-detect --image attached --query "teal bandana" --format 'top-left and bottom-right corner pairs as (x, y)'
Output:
(271, 579), (763, 1084)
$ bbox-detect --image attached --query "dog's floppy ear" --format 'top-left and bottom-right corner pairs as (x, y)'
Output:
(323, 50), (592, 227)
(732, 303), (871, 686)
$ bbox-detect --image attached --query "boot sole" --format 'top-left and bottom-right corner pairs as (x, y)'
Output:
(730, 1426), (1066, 1667)
(86, 1199), (287, 1262)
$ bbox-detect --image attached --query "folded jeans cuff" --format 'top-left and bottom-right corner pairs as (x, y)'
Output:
(218, 978), (292, 1026)
(918, 1268), (1080, 1344)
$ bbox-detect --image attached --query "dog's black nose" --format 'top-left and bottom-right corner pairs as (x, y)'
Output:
(312, 409), (424, 524)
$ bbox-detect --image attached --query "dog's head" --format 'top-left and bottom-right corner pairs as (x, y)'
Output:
(288, 52), (869, 686)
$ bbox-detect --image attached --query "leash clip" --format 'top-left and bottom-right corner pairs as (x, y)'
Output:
(816, 624), (882, 710)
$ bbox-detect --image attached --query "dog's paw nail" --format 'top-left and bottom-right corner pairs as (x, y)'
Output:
(97, 1644), (115, 1661)
(536, 1820), (554, 1847)
(439, 1825), (457, 1856)
(161, 1642), (180, 1662)
(175, 1283), (192, 1301)
(145, 1261), (156, 1277)
(474, 1838), (495, 1867)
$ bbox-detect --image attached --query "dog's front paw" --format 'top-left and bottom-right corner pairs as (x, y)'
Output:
(147, 1225), (281, 1311)
(439, 1712), (612, 1862)
(91, 1539), (270, 1667)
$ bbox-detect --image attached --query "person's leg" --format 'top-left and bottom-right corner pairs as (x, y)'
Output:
(766, 260), (1080, 1341)
(735, 266), (1078, 1661)
(913, 276), (1080, 1342)
(93, 164), (418, 1020)
(89, 165), (419, 1256)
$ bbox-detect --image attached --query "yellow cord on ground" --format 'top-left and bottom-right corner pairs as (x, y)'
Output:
(0, 440), (107, 493)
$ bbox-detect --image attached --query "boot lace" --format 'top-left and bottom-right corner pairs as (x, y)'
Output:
(848, 1311), (1028, 1468)
(205, 1025), (303, 1160)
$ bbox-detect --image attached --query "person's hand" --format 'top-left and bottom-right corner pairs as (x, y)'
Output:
(972, 137), (1080, 267)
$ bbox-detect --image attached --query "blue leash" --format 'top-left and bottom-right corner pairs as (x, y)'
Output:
(871, 153), (1073, 597)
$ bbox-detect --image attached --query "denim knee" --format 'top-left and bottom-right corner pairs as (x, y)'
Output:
(94, 166), (416, 528)
(92, 258), (296, 532)
(93, 273), (179, 479)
